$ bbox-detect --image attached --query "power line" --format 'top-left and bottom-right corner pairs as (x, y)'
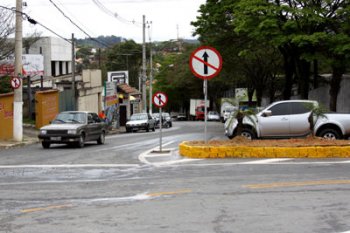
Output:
(48, 0), (111, 47)
(0, 5), (72, 44)
(91, 0), (142, 27)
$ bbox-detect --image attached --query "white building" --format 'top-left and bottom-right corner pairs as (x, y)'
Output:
(28, 37), (72, 78)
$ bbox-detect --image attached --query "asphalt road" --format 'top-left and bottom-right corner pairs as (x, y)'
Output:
(0, 121), (350, 233)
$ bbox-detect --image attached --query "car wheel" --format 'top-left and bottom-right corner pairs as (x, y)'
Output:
(42, 141), (50, 149)
(126, 128), (131, 133)
(318, 128), (341, 140)
(240, 128), (256, 140)
(97, 131), (105, 145)
(76, 133), (85, 148)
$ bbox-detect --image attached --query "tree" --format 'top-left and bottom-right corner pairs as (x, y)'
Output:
(153, 43), (203, 113)
(0, 76), (12, 94)
(192, 0), (285, 105)
(104, 40), (142, 88)
(0, 7), (15, 60)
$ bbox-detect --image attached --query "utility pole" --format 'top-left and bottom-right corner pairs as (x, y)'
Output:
(148, 21), (153, 115)
(142, 15), (147, 113)
(13, 0), (23, 141)
(71, 33), (76, 111)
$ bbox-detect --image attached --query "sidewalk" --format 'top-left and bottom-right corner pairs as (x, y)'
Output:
(0, 125), (126, 150)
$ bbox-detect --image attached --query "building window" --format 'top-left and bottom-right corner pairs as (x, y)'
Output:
(40, 47), (42, 54)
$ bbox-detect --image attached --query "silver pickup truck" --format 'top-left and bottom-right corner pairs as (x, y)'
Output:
(225, 100), (350, 140)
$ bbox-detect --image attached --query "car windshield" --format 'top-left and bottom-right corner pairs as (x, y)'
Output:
(152, 113), (159, 118)
(130, 114), (147, 120)
(52, 112), (87, 124)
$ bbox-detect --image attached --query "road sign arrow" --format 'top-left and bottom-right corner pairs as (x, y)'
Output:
(202, 51), (209, 75)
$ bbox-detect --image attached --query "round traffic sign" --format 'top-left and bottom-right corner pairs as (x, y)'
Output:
(10, 77), (21, 89)
(152, 92), (168, 108)
(189, 46), (222, 80)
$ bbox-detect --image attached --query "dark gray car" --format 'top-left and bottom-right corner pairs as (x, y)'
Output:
(38, 111), (108, 148)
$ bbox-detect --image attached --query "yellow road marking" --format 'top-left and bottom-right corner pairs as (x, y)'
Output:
(147, 189), (192, 197)
(243, 180), (350, 189)
(20, 204), (73, 213)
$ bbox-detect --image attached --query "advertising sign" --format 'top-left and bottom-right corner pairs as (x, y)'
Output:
(105, 82), (118, 107)
(107, 71), (129, 84)
(0, 54), (44, 77)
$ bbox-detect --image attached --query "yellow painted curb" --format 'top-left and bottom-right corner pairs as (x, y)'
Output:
(179, 141), (350, 159)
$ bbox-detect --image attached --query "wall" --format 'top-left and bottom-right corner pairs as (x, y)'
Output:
(308, 75), (350, 113)
(82, 69), (102, 88)
(35, 90), (59, 129)
(78, 93), (100, 113)
(0, 93), (14, 140)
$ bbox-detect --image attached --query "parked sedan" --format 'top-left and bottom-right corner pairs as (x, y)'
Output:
(38, 111), (108, 149)
(126, 113), (156, 132)
(152, 112), (172, 128)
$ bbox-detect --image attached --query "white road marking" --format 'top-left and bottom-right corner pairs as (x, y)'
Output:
(0, 164), (140, 169)
(241, 158), (294, 164)
(138, 141), (203, 166)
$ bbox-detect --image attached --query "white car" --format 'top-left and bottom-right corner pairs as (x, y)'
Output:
(225, 100), (350, 140)
(207, 111), (220, 121)
(126, 113), (156, 133)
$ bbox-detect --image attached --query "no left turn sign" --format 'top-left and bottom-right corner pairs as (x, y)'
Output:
(152, 91), (168, 108)
(189, 46), (222, 80)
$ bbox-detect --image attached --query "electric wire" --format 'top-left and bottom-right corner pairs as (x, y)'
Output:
(48, 0), (111, 48)
(91, 0), (142, 27)
(0, 5), (72, 44)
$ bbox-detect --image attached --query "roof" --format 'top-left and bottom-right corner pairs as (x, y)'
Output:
(117, 84), (141, 95)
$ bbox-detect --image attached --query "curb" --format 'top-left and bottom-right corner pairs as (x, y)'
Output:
(179, 141), (350, 159)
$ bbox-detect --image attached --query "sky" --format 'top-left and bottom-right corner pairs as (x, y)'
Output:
(2, 0), (206, 43)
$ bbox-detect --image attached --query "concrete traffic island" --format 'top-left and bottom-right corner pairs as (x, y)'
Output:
(179, 137), (350, 159)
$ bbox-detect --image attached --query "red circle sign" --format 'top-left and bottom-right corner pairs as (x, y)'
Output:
(11, 77), (21, 89)
(152, 92), (168, 108)
(189, 46), (222, 80)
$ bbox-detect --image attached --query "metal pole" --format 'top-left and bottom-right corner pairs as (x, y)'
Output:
(204, 79), (208, 144)
(71, 33), (76, 111)
(13, 0), (23, 141)
(159, 107), (162, 152)
(142, 15), (147, 113)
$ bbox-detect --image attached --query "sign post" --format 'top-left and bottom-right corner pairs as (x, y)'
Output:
(152, 91), (168, 152)
(190, 46), (222, 143)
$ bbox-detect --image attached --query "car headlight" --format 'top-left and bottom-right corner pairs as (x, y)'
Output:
(40, 130), (47, 135)
(67, 129), (76, 134)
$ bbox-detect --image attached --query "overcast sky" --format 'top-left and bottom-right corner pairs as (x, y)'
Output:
(2, 0), (206, 43)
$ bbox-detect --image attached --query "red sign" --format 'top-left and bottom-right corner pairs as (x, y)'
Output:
(189, 46), (222, 80)
(152, 92), (168, 108)
(11, 77), (21, 89)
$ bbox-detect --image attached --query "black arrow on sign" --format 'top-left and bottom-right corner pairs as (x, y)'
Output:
(202, 51), (209, 74)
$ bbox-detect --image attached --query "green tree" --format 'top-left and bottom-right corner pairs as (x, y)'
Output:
(0, 7), (15, 60)
(104, 40), (142, 88)
(0, 76), (12, 94)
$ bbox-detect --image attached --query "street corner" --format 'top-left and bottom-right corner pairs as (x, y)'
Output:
(178, 141), (350, 159)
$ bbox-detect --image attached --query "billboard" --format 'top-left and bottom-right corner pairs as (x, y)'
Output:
(0, 54), (44, 77)
(107, 71), (129, 84)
